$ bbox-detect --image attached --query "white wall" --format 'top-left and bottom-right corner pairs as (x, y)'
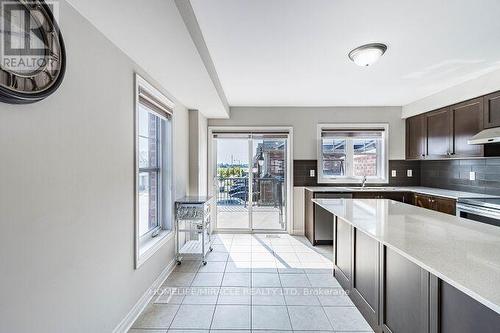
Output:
(67, 0), (229, 118)
(403, 68), (500, 118)
(189, 110), (208, 196)
(208, 106), (405, 160)
(198, 114), (208, 195)
(0, 2), (188, 332)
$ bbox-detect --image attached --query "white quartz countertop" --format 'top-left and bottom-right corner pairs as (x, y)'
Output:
(312, 198), (500, 315)
(304, 186), (498, 199)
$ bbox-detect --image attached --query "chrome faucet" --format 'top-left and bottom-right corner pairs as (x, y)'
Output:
(361, 175), (367, 188)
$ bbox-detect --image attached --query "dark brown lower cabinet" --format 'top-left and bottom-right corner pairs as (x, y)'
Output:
(351, 229), (379, 329)
(333, 217), (352, 290)
(433, 278), (500, 333)
(434, 196), (456, 215)
(352, 191), (411, 204)
(382, 247), (429, 333)
(304, 189), (314, 244)
(413, 193), (434, 209)
(413, 193), (456, 215)
(331, 215), (500, 333)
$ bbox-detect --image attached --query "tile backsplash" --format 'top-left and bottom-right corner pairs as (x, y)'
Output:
(420, 158), (500, 195)
(294, 158), (500, 195)
(293, 160), (420, 187)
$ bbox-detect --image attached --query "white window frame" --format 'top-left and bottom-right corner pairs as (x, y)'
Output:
(135, 74), (175, 268)
(317, 123), (389, 184)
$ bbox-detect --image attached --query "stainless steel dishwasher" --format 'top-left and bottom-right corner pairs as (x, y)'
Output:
(314, 193), (353, 244)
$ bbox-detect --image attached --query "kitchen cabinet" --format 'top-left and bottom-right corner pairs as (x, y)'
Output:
(352, 191), (411, 203)
(405, 90), (500, 160)
(333, 217), (352, 291)
(406, 115), (426, 159)
(413, 194), (456, 215)
(451, 98), (483, 158)
(304, 189), (314, 244)
(435, 279), (500, 333)
(326, 203), (500, 333)
(434, 196), (456, 215)
(306, 190), (456, 247)
(483, 91), (500, 128)
(351, 229), (379, 328)
(414, 193), (434, 210)
(305, 189), (352, 245)
(382, 247), (429, 333)
(425, 107), (452, 159)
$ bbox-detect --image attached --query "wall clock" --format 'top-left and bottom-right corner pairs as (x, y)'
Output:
(0, 0), (66, 104)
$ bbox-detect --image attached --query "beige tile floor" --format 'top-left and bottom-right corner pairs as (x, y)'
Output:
(130, 233), (373, 332)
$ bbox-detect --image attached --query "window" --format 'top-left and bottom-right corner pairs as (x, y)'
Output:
(135, 74), (174, 268)
(317, 124), (388, 183)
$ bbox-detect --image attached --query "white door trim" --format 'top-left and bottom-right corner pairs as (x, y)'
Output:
(208, 126), (294, 234)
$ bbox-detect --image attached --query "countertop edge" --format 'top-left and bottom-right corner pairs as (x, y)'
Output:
(304, 186), (497, 200)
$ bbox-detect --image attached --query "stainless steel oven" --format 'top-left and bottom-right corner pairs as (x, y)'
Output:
(456, 198), (500, 227)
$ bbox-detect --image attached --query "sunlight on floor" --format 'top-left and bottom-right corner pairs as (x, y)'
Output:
(217, 206), (285, 230)
(129, 233), (374, 332)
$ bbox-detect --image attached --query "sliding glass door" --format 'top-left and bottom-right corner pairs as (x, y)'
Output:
(215, 135), (251, 230)
(213, 132), (288, 232)
(251, 135), (287, 230)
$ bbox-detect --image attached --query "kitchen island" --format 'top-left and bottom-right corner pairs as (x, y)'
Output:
(313, 198), (500, 333)
(304, 186), (498, 245)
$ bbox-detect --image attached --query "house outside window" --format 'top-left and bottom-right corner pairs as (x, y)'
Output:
(317, 124), (388, 184)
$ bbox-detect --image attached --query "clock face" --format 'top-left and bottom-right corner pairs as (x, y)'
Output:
(0, 0), (65, 104)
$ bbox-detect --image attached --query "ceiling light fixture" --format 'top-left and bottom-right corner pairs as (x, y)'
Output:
(348, 43), (387, 67)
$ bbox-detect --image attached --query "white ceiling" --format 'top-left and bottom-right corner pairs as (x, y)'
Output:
(66, 0), (229, 118)
(191, 0), (500, 107)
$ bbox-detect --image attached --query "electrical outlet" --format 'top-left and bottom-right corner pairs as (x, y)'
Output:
(391, 170), (397, 177)
(469, 171), (476, 181)
(310, 169), (315, 177)
(407, 169), (413, 177)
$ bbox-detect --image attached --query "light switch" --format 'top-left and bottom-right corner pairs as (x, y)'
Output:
(391, 170), (397, 177)
(469, 171), (476, 181)
(407, 169), (413, 177)
(310, 169), (315, 177)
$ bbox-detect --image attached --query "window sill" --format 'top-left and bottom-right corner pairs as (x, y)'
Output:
(136, 229), (174, 269)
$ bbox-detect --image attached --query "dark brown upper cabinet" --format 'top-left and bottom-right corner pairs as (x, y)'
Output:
(425, 107), (452, 159)
(406, 115), (426, 159)
(483, 91), (500, 128)
(450, 97), (484, 158)
(405, 89), (500, 160)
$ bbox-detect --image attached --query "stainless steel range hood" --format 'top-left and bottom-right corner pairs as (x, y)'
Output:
(468, 127), (500, 145)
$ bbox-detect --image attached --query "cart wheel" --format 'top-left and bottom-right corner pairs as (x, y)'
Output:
(209, 247), (213, 252)
(202, 261), (207, 266)
(176, 260), (182, 265)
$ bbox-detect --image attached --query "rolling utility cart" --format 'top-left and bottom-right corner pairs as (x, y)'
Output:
(175, 196), (213, 265)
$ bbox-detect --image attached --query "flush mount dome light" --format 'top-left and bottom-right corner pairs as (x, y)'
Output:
(348, 43), (387, 66)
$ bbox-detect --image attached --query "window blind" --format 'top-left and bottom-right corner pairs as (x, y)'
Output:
(138, 86), (173, 118)
(321, 128), (384, 138)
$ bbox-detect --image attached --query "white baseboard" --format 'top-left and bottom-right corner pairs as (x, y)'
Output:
(290, 229), (305, 236)
(112, 259), (176, 333)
